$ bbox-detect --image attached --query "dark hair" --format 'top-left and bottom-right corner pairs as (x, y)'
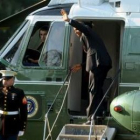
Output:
(39, 25), (49, 32)
(83, 21), (93, 28)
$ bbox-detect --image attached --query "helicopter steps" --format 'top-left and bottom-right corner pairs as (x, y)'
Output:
(57, 124), (116, 140)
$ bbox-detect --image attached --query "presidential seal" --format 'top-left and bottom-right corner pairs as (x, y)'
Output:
(27, 96), (38, 118)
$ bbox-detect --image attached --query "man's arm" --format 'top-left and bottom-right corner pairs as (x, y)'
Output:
(61, 9), (89, 36)
(28, 58), (38, 63)
(61, 9), (104, 43)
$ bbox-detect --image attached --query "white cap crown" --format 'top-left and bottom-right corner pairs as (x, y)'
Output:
(0, 70), (17, 77)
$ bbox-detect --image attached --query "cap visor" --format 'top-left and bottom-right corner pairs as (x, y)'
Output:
(3, 76), (13, 80)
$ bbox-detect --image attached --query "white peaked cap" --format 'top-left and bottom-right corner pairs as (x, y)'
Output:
(0, 70), (17, 77)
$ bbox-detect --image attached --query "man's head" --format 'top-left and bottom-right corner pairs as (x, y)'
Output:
(39, 25), (49, 43)
(84, 21), (93, 28)
(73, 21), (92, 37)
(0, 70), (17, 87)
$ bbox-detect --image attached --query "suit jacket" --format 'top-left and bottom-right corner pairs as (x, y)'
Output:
(0, 86), (27, 136)
(69, 20), (112, 72)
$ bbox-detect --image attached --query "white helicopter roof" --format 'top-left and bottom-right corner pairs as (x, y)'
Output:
(48, 0), (108, 6)
(48, 0), (140, 13)
(29, 0), (140, 27)
(69, 2), (119, 19)
(48, 0), (78, 5)
(66, 0), (140, 27)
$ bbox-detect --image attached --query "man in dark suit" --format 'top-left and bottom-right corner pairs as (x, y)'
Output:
(61, 9), (112, 124)
(0, 70), (27, 140)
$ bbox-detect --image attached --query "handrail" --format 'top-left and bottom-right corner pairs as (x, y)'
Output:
(88, 69), (121, 140)
(43, 70), (72, 140)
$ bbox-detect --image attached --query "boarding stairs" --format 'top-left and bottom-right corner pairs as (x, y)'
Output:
(56, 124), (116, 140)
(43, 70), (120, 140)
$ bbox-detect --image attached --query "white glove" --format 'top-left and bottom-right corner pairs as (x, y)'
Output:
(18, 131), (24, 136)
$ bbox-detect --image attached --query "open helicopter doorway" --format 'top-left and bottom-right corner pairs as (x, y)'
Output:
(68, 19), (124, 117)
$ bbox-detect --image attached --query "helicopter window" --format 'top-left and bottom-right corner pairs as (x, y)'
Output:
(3, 34), (24, 63)
(2, 20), (29, 66)
(127, 29), (140, 54)
(22, 22), (50, 66)
(40, 22), (65, 67)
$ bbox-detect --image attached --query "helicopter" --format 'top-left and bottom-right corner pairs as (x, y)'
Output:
(0, 0), (140, 139)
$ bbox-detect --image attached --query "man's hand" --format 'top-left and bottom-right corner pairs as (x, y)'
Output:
(18, 131), (24, 136)
(71, 64), (82, 73)
(28, 58), (38, 63)
(60, 9), (70, 22)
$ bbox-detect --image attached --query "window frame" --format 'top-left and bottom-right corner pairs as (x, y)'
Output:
(38, 21), (65, 69)
(0, 20), (30, 68)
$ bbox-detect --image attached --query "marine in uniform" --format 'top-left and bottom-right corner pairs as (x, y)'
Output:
(0, 70), (27, 140)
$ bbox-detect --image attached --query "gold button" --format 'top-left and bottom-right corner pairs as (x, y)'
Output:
(4, 108), (6, 110)
(3, 111), (8, 115)
(4, 104), (6, 106)
(5, 96), (7, 99)
(4, 100), (6, 102)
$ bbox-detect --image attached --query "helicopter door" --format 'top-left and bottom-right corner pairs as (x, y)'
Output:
(0, 20), (29, 69)
(121, 27), (140, 84)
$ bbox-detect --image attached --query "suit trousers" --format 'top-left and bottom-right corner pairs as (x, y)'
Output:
(0, 135), (18, 140)
(86, 66), (110, 120)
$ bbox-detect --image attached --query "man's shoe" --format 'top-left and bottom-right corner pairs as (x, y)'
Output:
(83, 120), (91, 125)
